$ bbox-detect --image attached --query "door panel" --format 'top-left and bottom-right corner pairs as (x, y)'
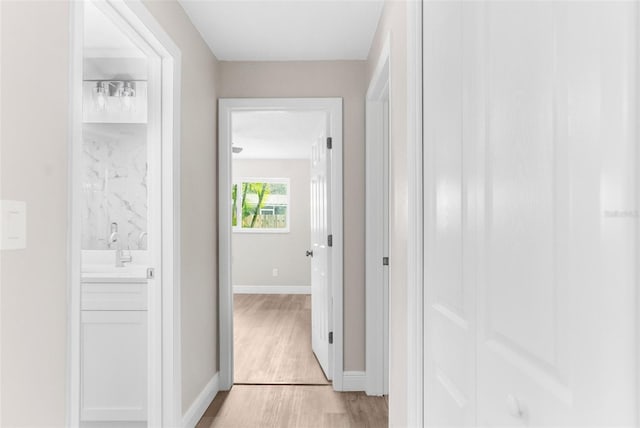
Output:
(484, 2), (559, 367)
(479, 6), (569, 422)
(311, 134), (331, 379)
(81, 310), (147, 421)
(424, 1), (638, 426)
(424, 1), (476, 425)
(478, 2), (637, 426)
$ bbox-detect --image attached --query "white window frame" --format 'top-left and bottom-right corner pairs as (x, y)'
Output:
(232, 177), (291, 233)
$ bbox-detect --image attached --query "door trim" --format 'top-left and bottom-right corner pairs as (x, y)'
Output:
(637, 3), (640, 422)
(218, 97), (344, 391)
(365, 33), (391, 397)
(406, 0), (424, 425)
(0, 3), (3, 424)
(68, 1), (182, 426)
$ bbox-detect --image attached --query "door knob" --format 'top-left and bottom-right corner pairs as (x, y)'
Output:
(305, 250), (314, 257)
(506, 394), (524, 419)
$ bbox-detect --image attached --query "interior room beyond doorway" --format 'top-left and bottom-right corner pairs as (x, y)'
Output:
(230, 108), (328, 385)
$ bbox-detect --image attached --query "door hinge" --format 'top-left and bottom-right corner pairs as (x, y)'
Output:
(326, 137), (333, 150)
(328, 234), (333, 247)
(329, 331), (334, 344)
(147, 268), (155, 279)
(383, 257), (389, 266)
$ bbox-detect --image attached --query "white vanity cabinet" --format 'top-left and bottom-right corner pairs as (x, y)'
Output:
(80, 277), (148, 423)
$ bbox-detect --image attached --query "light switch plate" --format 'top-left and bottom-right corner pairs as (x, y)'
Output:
(1, 200), (27, 250)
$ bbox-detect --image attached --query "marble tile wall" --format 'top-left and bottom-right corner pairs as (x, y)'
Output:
(82, 123), (148, 250)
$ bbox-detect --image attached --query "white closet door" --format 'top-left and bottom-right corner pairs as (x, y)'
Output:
(423, 1), (478, 425)
(424, 1), (638, 426)
(477, 2), (638, 426)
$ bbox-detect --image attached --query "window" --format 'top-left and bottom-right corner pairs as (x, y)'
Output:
(232, 178), (290, 232)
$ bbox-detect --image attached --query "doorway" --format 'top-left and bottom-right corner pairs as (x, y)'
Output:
(230, 110), (327, 385)
(218, 98), (344, 391)
(68, 1), (181, 426)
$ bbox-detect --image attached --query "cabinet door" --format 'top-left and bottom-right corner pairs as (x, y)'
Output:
(81, 310), (147, 422)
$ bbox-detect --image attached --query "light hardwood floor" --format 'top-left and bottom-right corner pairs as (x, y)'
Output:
(195, 294), (388, 427)
(196, 385), (388, 428)
(233, 294), (328, 385)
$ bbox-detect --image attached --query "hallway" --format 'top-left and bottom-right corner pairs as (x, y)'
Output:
(2, 1), (639, 426)
(195, 294), (388, 427)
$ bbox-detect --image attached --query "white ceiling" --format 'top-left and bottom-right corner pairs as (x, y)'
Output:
(232, 111), (326, 159)
(177, 0), (384, 61)
(84, 1), (379, 156)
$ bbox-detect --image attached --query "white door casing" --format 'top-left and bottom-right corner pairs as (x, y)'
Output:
(218, 98), (344, 390)
(310, 133), (332, 379)
(405, 0), (424, 424)
(382, 97), (389, 397)
(424, 1), (638, 426)
(365, 33), (391, 397)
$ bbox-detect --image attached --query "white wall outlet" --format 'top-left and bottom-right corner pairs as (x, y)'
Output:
(272, 268), (279, 277)
(1, 200), (27, 250)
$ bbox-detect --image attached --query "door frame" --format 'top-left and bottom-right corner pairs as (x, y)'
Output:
(365, 33), (391, 397)
(218, 97), (344, 391)
(406, 0), (424, 425)
(68, 1), (182, 426)
(0, 3), (3, 424)
(637, 3), (640, 422)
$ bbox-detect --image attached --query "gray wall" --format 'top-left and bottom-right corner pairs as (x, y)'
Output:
(232, 159), (311, 287)
(143, 0), (221, 415)
(220, 60), (367, 371)
(1, 2), (70, 425)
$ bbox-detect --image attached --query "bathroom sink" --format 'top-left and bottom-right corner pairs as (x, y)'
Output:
(82, 264), (148, 279)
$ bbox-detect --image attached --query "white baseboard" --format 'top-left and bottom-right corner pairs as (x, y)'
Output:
(233, 285), (311, 295)
(182, 372), (219, 428)
(341, 371), (366, 392)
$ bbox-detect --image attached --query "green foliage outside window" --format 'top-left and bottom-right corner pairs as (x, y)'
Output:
(232, 180), (289, 231)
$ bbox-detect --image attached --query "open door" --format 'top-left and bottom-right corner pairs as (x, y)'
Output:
(310, 132), (332, 380)
(219, 98), (343, 390)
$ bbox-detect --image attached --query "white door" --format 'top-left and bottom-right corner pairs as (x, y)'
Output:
(424, 1), (638, 426)
(310, 134), (332, 380)
(477, 2), (637, 425)
(423, 0), (477, 424)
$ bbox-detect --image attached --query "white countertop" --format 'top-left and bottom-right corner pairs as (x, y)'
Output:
(81, 264), (148, 282)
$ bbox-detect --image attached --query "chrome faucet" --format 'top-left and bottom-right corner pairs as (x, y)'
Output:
(115, 245), (133, 268)
(109, 222), (133, 267)
(137, 231), (148, 248)
(109, 222), (119, 248)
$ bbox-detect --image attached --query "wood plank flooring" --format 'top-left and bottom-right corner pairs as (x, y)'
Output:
(196, 385), (388, 428)
(195, 294), (388, 427)
(234, 294), (329, 385)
